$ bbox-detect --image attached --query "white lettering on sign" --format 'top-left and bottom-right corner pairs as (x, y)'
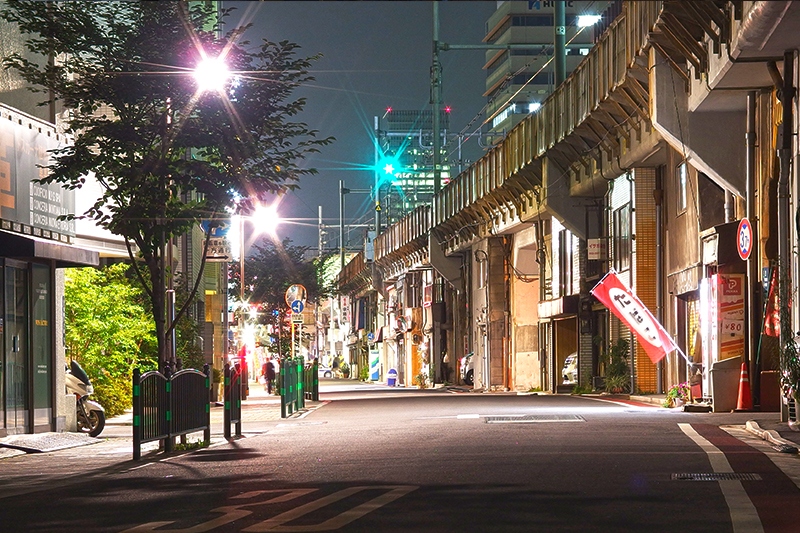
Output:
(608, 287), (661, 347)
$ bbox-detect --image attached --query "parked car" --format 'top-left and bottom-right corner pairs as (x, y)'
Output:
(562, 352), (578, 384)
(318, 365), (333, 378)
(460, 353), (474, 386)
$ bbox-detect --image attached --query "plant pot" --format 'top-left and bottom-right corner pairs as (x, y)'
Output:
(672, 398), (685, 408)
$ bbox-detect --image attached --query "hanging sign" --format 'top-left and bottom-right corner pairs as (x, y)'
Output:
(590, 270), (677, 364)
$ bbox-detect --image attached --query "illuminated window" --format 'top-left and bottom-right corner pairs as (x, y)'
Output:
(613, 204), (631, 272)
(677, 162), (688, 213)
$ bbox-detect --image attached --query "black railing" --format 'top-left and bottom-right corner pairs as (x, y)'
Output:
(304, 360), (319, 402)
(280, 358), (319, 418)
(223, 362), (243, 440)
(281, 357), (303, 418)
(133, 364), (211, 460)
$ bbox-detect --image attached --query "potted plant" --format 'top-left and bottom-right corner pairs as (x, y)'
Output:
(340, 361), (350, 379)
(663, 381), (690, 408)
(595, 337), (631, 393)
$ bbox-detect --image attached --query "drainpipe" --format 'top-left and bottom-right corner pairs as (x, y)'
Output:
(724, 192), (735, 222)
(778, 51), (795, 422)
(654, 171), (664, 394)
(746, 90), (759, 404)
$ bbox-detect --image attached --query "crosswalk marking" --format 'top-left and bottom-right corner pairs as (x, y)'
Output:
(120, 486), (417, 533)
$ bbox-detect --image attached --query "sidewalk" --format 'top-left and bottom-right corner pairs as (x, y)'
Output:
(627, 393), (800, 451)
(0, 380), (318, 462)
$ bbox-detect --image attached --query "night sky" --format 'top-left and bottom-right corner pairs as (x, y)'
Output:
(228, 1), (498, 251)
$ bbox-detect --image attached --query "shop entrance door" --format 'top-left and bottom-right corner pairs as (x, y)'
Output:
(4, 262), (29, 434)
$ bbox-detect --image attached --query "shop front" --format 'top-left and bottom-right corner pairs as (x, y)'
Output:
(0, 235), (98, 437)
(538, 295), (579, 393)
(1, 103), (99, 436)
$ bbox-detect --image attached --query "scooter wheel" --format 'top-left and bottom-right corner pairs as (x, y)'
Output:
(79, 410), (105, 437)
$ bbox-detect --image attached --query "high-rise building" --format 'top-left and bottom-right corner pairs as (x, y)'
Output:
(376, 109), (451, 227)
(483, 1), (611, 136)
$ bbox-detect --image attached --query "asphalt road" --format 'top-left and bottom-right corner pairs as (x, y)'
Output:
(3, 383), (800, 532)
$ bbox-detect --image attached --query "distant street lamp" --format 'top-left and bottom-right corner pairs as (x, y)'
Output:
(234, 203), (280, 316)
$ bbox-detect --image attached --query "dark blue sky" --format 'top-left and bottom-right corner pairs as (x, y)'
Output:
(230, 1), (498, 250)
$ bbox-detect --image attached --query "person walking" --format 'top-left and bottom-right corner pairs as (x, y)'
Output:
(265, 358), (276, 394)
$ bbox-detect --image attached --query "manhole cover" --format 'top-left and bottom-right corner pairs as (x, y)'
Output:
(485, 414), (585, 424)
(671, 473), (762, 481)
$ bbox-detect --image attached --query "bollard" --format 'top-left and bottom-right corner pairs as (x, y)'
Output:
(203, 364), (211, 445)
(133, 368), (141, 460)
(280, 359), (287, 418)
(223, 363), (231, 441)
(313, 359), (319, 401)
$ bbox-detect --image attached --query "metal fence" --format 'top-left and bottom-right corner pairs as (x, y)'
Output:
(132, 364), (211, 460)
(223, 362), (243, 440)
(304, 360), (319, 402)
(280, 358), (319, 418)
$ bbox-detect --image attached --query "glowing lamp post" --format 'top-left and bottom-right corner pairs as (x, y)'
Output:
(193, 56), (230, 94)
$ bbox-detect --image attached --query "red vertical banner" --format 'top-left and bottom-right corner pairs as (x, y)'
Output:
(590, 271), (677, 364)
(763, 267), (781, 337)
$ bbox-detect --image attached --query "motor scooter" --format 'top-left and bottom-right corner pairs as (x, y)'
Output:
(65, 359), (105, 437)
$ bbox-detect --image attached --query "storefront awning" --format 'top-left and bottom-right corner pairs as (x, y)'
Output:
(0, 230), (99, 267)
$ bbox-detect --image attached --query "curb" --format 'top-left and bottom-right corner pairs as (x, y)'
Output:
(745, 420), (799, 453)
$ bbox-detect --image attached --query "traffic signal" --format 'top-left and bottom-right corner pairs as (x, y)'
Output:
(376, 153), (403, 177)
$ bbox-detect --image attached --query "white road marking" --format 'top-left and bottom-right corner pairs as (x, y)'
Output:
(678, 423), (764, 533)
(242, 485), (418, 532)
(119, 490), (316, 533)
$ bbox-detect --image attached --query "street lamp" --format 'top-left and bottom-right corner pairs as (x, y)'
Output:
(193, 55), (230, 94)
(234, 203), (280, 310)
(232, 204), (280, 366)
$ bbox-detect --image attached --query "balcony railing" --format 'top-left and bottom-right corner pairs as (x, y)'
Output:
(341, 1), (666, 288)
(375, 206), (430, 263)
(431, 2), (661, 235)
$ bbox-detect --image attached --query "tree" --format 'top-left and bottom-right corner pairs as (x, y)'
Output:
(231, 238), (334, 356)
(64, 264), (157, 416)
(2, 2), (333, 368)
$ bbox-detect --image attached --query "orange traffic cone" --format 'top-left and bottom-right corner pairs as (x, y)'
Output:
(736, 362), (753, 411)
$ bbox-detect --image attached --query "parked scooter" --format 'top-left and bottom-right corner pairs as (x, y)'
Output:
(65, 360), (105, 437)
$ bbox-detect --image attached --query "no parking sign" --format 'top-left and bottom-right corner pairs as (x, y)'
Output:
(737, 218), (753, 261)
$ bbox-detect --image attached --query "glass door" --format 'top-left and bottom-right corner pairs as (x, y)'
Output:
(5, 261), (29, 433)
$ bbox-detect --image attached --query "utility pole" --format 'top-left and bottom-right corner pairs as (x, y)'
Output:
(317, 205), (322, 360)
(374, 115), (382, 233)
(555, 1), (566, 86)
(431, 2), (442, 194)
(339, 180), (346, 271)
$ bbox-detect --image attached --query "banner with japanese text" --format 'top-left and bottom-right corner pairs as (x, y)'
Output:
(590, 271), (677, 363)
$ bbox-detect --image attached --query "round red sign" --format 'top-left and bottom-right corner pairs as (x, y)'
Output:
(737, 218), (753, 261)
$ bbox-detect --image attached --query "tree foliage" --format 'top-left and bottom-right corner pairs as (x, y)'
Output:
(64, 264), (157, 416)
(1, 1), (333, 365)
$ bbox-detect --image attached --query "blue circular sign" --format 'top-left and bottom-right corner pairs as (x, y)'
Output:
(291, 300), (304, 314)
(367, 332), (375, 342)
(737, 218), (753, 260)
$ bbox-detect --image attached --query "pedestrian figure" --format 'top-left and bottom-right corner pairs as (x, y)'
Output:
(265, 358), (276, 394)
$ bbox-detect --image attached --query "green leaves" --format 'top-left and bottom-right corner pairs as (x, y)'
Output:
(64, 264), (157, 416)
(2, 1), (333, 363)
